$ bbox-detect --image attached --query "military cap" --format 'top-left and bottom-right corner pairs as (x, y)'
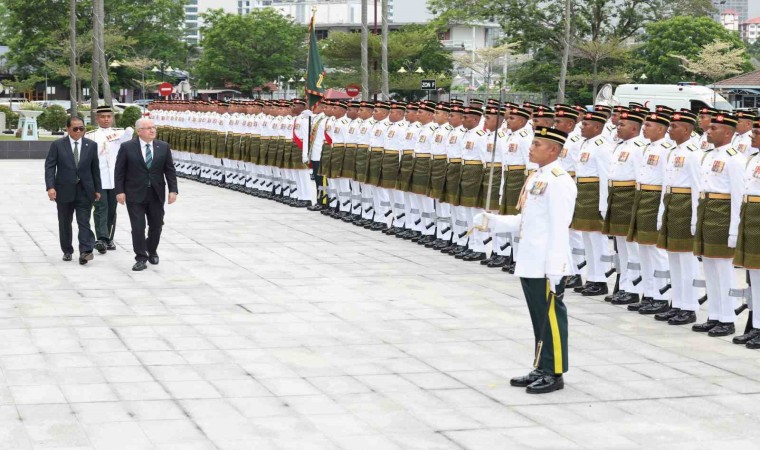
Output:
(468, 99), (484, 108)
(534, 108), (555, 119)
(594, 104), (612, 114)
(334, 101), (349, 109)
(620, 110), (646, 124)
(450, 99), (465, 106)
(583, 111), (609, 124)
(484, 106), (500, 116)
(95, 105), (114, 114)
(375, 101), (391, 110)
(670, 110), (697, 126)
(655, 105), (675, 115)
(645, 112), (671, 127)
(534, 127), (568, 147)
(436, 103), (451, 113)
(510, 106), (531, 120)
(462, 107), (483, 117)
(390, 101), (406, 111)
(348, 100), (361, 108)
(555, 107), (580, 120)
(711, 111), (738, 127)
(406, 102), (419, 111)
(418, 103), (436, 113)
(699, 106), (718, 116)
(292, 99), (307, 106)
(736, 109), (757, 121)
(629, 102), (645, 109)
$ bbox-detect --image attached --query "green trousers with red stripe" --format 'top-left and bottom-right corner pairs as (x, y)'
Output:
(519, 277), (569, 375)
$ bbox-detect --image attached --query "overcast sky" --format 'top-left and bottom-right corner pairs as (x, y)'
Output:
(752, 1), (760, 18)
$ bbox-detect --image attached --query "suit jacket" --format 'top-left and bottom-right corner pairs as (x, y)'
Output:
(114, 138), (178, 204)
(44, 136), (101, 203)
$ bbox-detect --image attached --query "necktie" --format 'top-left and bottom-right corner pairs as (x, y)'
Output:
(145, 143), (153, 169)
(73, 141), (79, 167)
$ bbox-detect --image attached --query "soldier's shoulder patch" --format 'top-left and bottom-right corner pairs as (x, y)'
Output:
(570, 135), (580, 142)
(686, 144), (698, 152)
(519, 129), (529, 137)
(691, 131), (698, 137)
(634, 140), (646, 147)
(444, 124), (453, 130)
(727, 148), (738, 156)
(497, 131), (505, 138)
(661, 142), (673, 149)
(594, 138), (604, 146)
(415, 123), (422, 128)
(551, 167), (566, 177)
(476, 130), (486, 136)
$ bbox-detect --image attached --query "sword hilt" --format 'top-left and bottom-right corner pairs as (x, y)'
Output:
(632, 276), (642, 286)
(577, 261), (587, 270)
(698, 295), (708, 305)
(659, 283), (672, 295)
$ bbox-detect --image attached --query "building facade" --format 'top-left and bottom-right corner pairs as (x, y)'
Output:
(740, 16), (760, 44)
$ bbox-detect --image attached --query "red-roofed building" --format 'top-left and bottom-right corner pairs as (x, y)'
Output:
(721, 9), (740, 32)
(741, 16), (760, 44)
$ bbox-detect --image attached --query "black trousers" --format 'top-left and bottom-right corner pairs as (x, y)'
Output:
(57, 183), (95, 254)
(520, 277), (569, 376)
(125, 188), (164, 262)
(93, 188), (117, 242)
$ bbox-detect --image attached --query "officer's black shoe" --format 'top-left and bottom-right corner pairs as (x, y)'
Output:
(79, 252), (93, 265)
(320, 208), (332, 216)
(62, 253), (72, 262)
(106, 241), (117, 251)
(454, 249), (473, 259)
(573, 282), (590, 293)
(341, 214), (354, 222)
(611, 292), (640, 305)
(372, 223), (388, 231)
(745, 335), (760, 349)
(502, 262), (516, 274)
(95, 240), (107, 254)
(463, 252), (485, 262)
(480, 254), (494, 265)
(564, 275), (583, 289)
(639, 300), (670, 315)
(433, 240), (449, 250)
(605, 290), (625, 302)
(509, 369), (543, 387)
(627, 296), (652, 311)
(445, 245), (464, 255)
(419, 235), (436, 245)
(655, 307), (680, 321)
(526, 374), (564, 394)
(411, 233), (424, 242)
(732, 328), (760, 345)
(708, 322), (735, 337)
(581, 282), (608, 296)
(488, 256), (508, 268)
(692, 319), (720, 332)
(402, 230), (417, 240)
(668, 310), (697, 325)
(132, 261), (147, 271)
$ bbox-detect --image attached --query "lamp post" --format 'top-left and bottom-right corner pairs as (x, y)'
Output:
(287, 77), (294, 99)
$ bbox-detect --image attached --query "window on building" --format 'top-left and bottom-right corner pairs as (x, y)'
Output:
(186, 15), (197, 21)
(185, 6), (197, 12)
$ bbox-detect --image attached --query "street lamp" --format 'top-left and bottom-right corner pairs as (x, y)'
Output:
(397, 66), (424, 74)
(287, 78), (294, 99)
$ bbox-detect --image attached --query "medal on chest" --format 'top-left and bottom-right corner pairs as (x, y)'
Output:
(449, 136), (458, 144)
(560, 147), (568, 158)
(580, 152), (590, 163)
(374, 129), (382, 136)
(405, 132), (414, 140)
(673, 156), (685, 168)
(753, 165), (760, 179)
(419, 135), (427, 143)
(435, 134), (443, 143)
(388, 130), (395, 138)
(647, 154), (659, 166)
(486, 143), (493, 153)
(701, 141), (709, 149)
(618, 151), (629, 162)
(530, 181), (547, 195)
(465, 141), (474, 150)
(508, 143), (518, 153)
(349, 127), (356, 134)
(711, 160), (725, 173)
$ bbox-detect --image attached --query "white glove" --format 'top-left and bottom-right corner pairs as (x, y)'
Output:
(473, 213), (491, 228)
(656, 219), (662, 231)
(690, 224), (696, 236)
(547, 275), (563, 293)
(600, 210), (607, 219)
(728, 234), (737, 248)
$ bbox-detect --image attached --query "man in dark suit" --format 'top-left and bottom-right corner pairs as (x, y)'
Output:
(115, 117), (179, 271)
(45, 116), (102, 264)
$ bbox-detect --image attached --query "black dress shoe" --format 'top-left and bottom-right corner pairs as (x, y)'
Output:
(62, 253), (72, 262)
(487, 255), (507, 268)
(745, 335), (760, 349)
(509, 369), (543, 387)
(628, 296), (652, 311)
(581, 282), (608, 296)
(148, 254), (159, 265)
(733, 328), (760, 344)
(708, 322), (735, 337)
(611, 292), (640, 305)
(79, 252), (93, 265)
(655, 307), (680, 322)
(669, 310), (697, 325)
(692, 319), (720, 332)
(95, 240), (107, 254)
(526, 374), (564, 394)
(480, 255), (494, 265)
(106, 241), (117, 251)
(132, 261), (147, 271)
(574, 282), (591, 293)
(463, 252), (486, 261)
(502, 262), (516, 274)
(454, 249), (473, 259)
(564, 275), (583, 289)
(639, 300), (669, 315)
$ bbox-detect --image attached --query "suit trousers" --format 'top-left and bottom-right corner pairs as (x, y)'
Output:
(520, 277), (569, 375)
(93, 188), (117, 242)
(57, 183), (96, 254)
(126, 187), (164, 262)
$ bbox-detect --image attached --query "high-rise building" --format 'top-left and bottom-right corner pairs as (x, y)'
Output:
(182, 0), (239, 45)
(717, 0), (748, 23)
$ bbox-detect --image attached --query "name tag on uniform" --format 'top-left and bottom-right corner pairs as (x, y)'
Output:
(508, 143), (518, 153)
(294, 124), (300, 130)
(647, 154), (659, 166)
(374, 129), (382, 136)
(560, 147), (568, 158)
(435, 134), (443, 143)
(712, 160), (725, 173)
(580, 152), (590, 163)
(465, 141), (474, 150)
(530, 181), (547, 195)
(618, 151), (629, 162)
(673, 156), (685, 168)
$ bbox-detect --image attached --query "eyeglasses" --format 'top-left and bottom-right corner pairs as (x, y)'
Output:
(71, 127), (85, 132)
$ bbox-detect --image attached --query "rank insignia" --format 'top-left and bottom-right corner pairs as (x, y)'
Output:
(712, 160), (725, 173)
(647, 154), (659, 166)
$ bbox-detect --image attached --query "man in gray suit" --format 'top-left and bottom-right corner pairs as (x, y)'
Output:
(44, 116), (102, 264)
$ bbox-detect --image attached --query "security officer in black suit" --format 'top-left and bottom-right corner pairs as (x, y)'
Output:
(114, 117), (179, 271)
(44, 116), (102, 265)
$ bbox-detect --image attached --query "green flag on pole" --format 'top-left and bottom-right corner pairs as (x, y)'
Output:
(305, 11), (325, 108)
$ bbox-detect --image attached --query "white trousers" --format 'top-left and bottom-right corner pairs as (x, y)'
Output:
(748, 270), (760, 328)
(582, 231), (609, 283)
(616, 236), (642, 295)
(436, 201), (453, 241)
(667, 251), (701, 312)
(638, 244), (670, 300)
(703, 257), (737, 323)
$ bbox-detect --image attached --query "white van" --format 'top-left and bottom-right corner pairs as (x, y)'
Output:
(613, 83), (733, 112)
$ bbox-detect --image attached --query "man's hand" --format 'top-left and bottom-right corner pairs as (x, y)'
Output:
(656, 219), (662, 231)
(95, 193), (101, 202)
(690, 223), (696, 236)
(116, 193), (126, 205)
(168, 192), (178, 204)
(47, 188), (56, 201)
(548, 275), (563, 293)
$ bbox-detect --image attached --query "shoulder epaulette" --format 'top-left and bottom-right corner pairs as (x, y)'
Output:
(570, 135), (580, 142)
(661, 142), (673, 149)
(551, 167), (565, 177)
(444, 124), (453, 130)
(727, 148), (738, 156)
(691, 131), (698, 137)
(686, 144), (698, 152)
(415, 123), (422, 128)
(594, 138), (604, 146)
(519, 129), (529, 137)
(476, 130), (486, 136)
(634, 140), (646, 147)
(497, 131), (505, 138)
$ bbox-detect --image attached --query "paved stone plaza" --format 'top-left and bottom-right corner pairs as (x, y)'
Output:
(3, 159), (760, 449)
